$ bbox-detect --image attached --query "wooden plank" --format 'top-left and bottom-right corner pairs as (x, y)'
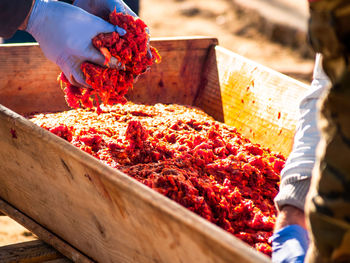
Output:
(0, 43), (67, 115)
(128, 37), (218, 106)
(0, 199), (92, 263)
(0, 104), (269, 263)
(0, 240), (67, 263)
(195, 46), (309, 156)
(0, 37), (218, 116)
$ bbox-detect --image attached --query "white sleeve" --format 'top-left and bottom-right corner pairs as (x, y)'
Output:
(274, 54), (330, 211)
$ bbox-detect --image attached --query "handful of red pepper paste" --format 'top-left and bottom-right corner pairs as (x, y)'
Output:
(59, 11), (161, 112)
(30, 103), (285, 256)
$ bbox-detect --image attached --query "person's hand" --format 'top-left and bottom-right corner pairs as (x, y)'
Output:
(74, 0), (153, 61)
(73, 0), (138, 19)
(271, 224), (309, 263)
(25, 0), (125, 88)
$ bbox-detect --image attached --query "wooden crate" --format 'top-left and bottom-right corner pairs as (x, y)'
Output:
(0, 37), (309, 263)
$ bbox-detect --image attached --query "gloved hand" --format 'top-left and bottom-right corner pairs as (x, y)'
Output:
(73, 0), (138, 19)
(74, 0), (153, 61)
(25, 0), (125, 88)
(271, 225), (309, 263)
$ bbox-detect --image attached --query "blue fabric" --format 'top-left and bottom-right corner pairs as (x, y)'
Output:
(272, 225), (309, 263)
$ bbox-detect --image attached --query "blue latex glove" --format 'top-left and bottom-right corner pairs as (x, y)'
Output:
(73, 0), (138, 19)
(25, 0), (125, 88)
(271, 225), (309, 263)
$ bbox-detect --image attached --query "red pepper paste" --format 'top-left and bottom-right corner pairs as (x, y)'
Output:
(30, 103), (285, 256)
(59, 11), (161, 112)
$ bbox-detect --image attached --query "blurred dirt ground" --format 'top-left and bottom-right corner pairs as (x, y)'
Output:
(0, 0), (315, 247)
(0, 216), (36, 246)
(141, 0), (315, 82)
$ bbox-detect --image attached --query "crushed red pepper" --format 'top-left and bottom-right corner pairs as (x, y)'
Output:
(59, 11), (161, 112)
(30, 103), (285, 256)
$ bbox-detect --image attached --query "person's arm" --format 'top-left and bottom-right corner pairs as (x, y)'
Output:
(274, 54), (328, 213)
(272, 54), (330, 262)
(274, 54), (329, 213)
(274, 205), (306, 230)
(0, 0), (34, 39)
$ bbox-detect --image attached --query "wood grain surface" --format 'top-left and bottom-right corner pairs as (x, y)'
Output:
(0, 37), (217, 115)
(195, 46), (309, 156)
(0, 239), (66, 263)
(0, 199), (90, 263)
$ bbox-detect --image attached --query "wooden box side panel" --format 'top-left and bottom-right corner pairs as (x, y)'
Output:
(196, 46), (310, 156)
(127, 37), (218, 106)
(0, 37), (217, 115)
(0, 43), (69, 115)
(0, 106), (269, 263)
